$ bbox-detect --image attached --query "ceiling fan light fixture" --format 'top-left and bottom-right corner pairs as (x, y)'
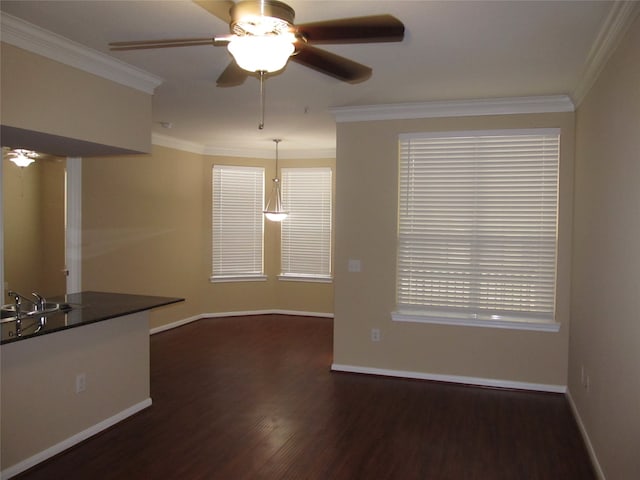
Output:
(6, 148), (39, 167)
(231, 0), (295, 34)
(232, 15), (291, 36)
(228, 34), (295, 73)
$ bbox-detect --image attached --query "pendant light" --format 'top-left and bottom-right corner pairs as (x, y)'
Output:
(264, 139), (288, 222)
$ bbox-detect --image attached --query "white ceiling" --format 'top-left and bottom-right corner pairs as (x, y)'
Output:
(0, 1), (618, 157)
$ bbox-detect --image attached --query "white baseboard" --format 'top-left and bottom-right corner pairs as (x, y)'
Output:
(150, 314), (204, 334)
(150, 309), (333, 335)
(566, 389), (605, 479)
(331, 363), (567, 393)
(1, 398), (152, 480)
(272, 309), (334, 318)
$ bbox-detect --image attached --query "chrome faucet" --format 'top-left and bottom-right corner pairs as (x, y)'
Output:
(7, 290), (47, 317)
(31, 292), (46, 311)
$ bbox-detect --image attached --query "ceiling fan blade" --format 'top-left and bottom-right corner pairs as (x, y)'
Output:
(296, 15), (405, 44)
(216, 61), (249, 87)
(193, 0), (235, 23)
(109, 38), (215, 51)
(290, 44), (372, 84)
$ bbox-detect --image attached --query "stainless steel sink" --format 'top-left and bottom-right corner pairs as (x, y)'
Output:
(0, 304), (18, 320)
(0, 302), (72, 323)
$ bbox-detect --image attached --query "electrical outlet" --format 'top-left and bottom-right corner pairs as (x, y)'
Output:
(580, 365), (591, 392)
(371, 328), (381, 342)
(76, 373), (86, 393)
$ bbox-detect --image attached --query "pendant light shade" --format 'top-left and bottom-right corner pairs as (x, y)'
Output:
(264, 139), (288, 222)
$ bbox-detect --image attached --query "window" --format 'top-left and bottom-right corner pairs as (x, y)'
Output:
(211, 165), (265, 281)
(393, 129), (560, 330)
(280, 167), (332, 281)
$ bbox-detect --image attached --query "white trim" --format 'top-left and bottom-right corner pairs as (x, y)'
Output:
(0, 157), (4, 299)
(399, 127), (561, 140)
(152, 133), (336, 159)
(151, 133), (205, 155)
(149, 310), (334, 335)
(0, 398), (152, 480)
(572, 1), (640, 107)
(278, 274), (333, 283)
(150, 313), (204, 335)
(0, 13), (163, 94)
(271, 309), (334, 318)
(331, 364), (567, 394)
(203, 144), (336, 160)
(330, 95), (574, 123)
(566, 390), (606, 480)
(392, 311), (561, 333)
(209, 275), (268, 283)
(65, 157), (82, 294)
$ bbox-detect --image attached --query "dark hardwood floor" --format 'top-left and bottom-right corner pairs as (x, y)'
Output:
(15, 315), (595, 479)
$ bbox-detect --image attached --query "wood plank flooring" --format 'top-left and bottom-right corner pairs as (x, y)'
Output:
(14, 315), (595, 479)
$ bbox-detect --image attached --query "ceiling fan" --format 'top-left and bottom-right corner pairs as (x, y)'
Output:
(109, 0), (405, 88)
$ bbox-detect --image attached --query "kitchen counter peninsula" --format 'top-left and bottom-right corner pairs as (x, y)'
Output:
(0, 290), (183, 478)
(1, 290), (183, 344)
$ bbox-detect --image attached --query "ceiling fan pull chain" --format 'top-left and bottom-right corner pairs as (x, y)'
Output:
(258, 71), (266, 130)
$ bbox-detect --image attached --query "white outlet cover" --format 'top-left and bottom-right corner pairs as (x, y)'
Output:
(348, 259), (361, 272)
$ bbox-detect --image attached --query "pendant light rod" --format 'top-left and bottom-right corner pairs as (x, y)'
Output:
(273, 138), (281, 170)
(258, 71), (265, 130)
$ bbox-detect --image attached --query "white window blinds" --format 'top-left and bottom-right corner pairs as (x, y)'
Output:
(281, 167), (332, 280)
(212, 165), (265, 280)
(396, 129), (560, 323)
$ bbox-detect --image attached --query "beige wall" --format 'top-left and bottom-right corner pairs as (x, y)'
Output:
(2, 159), (42, 295)
(82, 146), (206, 327)
(0, 43), (152, 154)
(81, 145), (335, 330)
(2, 157), (66, 297)
(333, 112), (574, 387)
(39, 158), (67, 295)
(571, 15), (640, 480)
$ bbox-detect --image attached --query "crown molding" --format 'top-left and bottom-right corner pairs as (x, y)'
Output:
(0, 13), (162, 94)
(330, 95), (575, 123)
(152, 133), (335, 159)
(152, 133), (205, 155)
(572, 1), (640, 106)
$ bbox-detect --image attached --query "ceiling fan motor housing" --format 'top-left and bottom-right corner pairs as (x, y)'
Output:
(231, 0), (295, 36)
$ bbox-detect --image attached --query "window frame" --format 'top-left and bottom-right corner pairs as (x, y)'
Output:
(279, 167), (333, 283)
(392, 128), (561, 332)
(210, 164), (266, 283)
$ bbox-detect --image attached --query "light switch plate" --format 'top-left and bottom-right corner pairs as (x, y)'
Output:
(348, 259), (361, 272)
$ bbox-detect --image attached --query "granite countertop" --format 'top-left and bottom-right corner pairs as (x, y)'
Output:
(1, 291), (183, 345)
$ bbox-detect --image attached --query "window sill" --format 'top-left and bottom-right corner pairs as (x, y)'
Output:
(278, 274), (333, 284)
(391, 311), (560, 332)
(210, 275), (267, 283)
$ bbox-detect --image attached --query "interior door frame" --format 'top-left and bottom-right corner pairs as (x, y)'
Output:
(66, 157), (82, 293)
